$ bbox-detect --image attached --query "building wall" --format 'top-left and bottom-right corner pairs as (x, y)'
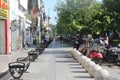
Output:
(9, 0), (20, 51)
(0, 20), (5, 54)
(0, 0), (9, 54)
(18, 0), (32, 45)
(9, 0), (32, 51)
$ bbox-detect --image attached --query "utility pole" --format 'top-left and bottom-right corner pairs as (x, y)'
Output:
(48, 8), (50, 25)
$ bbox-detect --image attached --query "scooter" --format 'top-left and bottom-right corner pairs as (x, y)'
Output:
(80, 38), (103, 65)
(102, 45), (120, 66)
(78, 38), (91, 55)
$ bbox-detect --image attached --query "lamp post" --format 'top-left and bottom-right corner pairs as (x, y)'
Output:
(39, 5), (45, 44)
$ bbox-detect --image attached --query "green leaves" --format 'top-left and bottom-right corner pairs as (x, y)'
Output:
(55, 0), (99, 35)
(54, 0), (120, 36)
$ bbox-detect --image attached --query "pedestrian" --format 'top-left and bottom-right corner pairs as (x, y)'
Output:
(104, 33), (109, 48)
(55, 35), (58, 42)
(74, 34), (81, 50)
(60, 36), (63, 42)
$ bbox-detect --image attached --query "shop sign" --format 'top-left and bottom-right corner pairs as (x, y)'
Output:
(0, 0), (8, 19)
(15, 36), (22, 50)
(32, 7), (39, 18)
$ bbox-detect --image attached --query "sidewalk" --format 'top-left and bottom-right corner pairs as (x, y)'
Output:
(8, 41), (94, 80)
(0, 45), (37, 78)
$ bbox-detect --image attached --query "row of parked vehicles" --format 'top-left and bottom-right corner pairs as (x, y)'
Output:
(77, 37), (120, 66)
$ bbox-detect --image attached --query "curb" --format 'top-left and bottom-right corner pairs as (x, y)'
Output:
(0, 69), (9, 78)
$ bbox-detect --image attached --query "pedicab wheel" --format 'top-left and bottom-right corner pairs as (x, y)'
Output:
(91, 58), (102, 65)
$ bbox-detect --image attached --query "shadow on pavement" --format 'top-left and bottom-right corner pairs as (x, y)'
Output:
(56, 60), (78, 63)
(74, 76), (92, 78)
(71, 70), (87, 73)
(70, 66), (83, 69)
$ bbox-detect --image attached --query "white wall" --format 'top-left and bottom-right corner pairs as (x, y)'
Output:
(20, 0), (28, 10)
(9, 0), (18, 20)
(9, 0), (18, 52)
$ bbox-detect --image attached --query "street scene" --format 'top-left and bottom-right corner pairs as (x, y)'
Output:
(0, 0), (120, 80)
(0, 41), (120, 80)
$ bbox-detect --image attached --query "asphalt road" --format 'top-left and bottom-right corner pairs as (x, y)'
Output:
(101, 63), (120, 78)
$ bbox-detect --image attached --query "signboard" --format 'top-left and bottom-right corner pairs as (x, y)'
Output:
(0, 0), (8, 19)
(15, 36), (22, 50)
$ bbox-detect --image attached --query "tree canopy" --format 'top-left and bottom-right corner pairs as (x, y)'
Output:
(54, 0), (120, 38)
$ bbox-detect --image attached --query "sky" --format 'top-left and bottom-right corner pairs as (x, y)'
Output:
(43, 0), (57, 25)
(43, 0), (102, 25)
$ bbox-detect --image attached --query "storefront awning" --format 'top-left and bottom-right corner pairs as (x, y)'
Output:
(0, 11), (7, 19)
(0, 16), (6, 19)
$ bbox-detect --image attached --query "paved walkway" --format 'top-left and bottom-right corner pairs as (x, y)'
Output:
(0, 41), (94, 80)
(13, 42), (93, 80)
(0, 45), (36, 78)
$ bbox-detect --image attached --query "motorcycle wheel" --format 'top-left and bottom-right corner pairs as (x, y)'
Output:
(91, 58), (102, 65)
(115, 54), (120, 66)
(24, 44), (29, 50)
(115, 61), (120, 66)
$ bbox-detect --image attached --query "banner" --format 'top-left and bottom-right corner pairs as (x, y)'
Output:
(0, 0), (8, 19)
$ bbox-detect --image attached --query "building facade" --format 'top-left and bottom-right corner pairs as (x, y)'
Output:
(27, 0), (45, 44)
(9, 0), (32, 52)
(0, 0), (45, 54)
(0, 0), (9, 54)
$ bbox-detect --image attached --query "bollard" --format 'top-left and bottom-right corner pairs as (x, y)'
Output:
(89, 64), (102, 77)
(17, 56), (30, 71)
(71, 48), (119, 80)
(71, 49), (82, 60)
(94, 69), (110, 80)
(71, 50), (76, 60)
(36, 48), (43, 54)
(75, 53), (82, 60)
(28, 50), (39, 62)
(83, 58), (92, 71)
(79, 56), (88, 66)
(8, 62), (25, 79)
(87, 61), (96, 77)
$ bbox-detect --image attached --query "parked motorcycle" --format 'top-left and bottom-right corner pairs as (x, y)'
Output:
(23, 41), (29, 50)
(102, 46), (120, 66)
(79, 38), (103, 65)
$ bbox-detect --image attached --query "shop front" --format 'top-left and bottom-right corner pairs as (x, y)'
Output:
(0, 0), (9, 54)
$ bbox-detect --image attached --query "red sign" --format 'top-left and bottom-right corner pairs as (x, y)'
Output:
(32, 7), (39, 18)
(0, 0), (8, 10)
(0, 0), (8, 18)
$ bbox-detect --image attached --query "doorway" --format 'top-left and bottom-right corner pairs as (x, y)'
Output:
(0, 20), (5, 54)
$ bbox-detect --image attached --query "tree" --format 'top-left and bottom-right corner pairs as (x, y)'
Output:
(103, 0), (120, 13)
(55, 0), (101, 35)
(102, 0), (120, 38)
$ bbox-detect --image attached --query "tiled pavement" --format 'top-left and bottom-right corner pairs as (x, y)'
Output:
(0, 42), (94, 80)
(0, 45), (36, 78)
(20, 42), (94, 80)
